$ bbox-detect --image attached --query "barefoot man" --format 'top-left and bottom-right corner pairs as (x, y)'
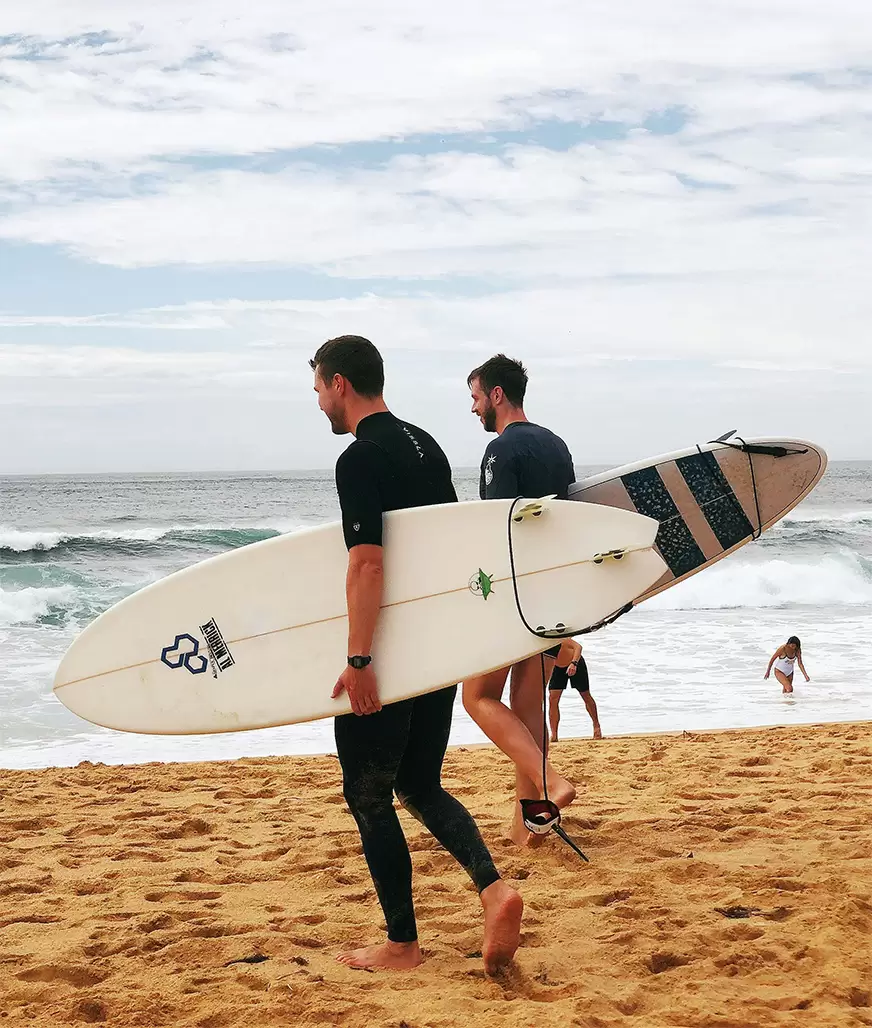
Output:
(462, 355), (578, 846)
(311, 335), (523, 973)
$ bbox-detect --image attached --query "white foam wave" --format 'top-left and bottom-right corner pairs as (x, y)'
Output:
(0, 522), (300, 552)
(0, 585), (79, 626)
(0, 528), (65, 551)
(0, 527), (167, 551)
(648, 554), (872, 611)
(782, 509), (872, 526)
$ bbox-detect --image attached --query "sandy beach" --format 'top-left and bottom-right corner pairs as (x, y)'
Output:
(1, 722), (870, 1027)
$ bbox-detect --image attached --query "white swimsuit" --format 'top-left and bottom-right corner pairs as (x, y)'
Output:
(774, 653), (796, 677)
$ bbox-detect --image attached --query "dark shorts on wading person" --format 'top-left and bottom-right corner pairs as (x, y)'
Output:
(547, 651), (590, 694)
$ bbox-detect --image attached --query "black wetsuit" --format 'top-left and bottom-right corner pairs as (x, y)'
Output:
(334, 411), (500, 944)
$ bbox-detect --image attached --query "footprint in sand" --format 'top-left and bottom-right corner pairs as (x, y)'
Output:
(16, 964), (108, 988)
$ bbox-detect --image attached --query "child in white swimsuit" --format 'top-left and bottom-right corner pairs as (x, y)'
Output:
(765, 636), (810, 694)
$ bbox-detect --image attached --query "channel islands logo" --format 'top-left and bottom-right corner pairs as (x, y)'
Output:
(160, 633), (208, 675)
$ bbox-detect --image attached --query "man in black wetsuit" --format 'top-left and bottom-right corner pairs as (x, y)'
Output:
(310, 334), (523, 973)
(461, 354), (578, 847)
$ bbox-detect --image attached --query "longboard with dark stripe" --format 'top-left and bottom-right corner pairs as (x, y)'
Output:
(570, 438), (826, 605)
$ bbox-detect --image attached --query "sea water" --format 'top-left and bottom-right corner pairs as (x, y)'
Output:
(2, 464), (870, 769)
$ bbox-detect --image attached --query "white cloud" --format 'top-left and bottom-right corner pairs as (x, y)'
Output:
(1, 0), (870, 469)
(1, 0), (870, 184)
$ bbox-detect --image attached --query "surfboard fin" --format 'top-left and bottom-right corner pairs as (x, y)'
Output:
(593, 548), (626, 564)
(511, 495), (557, 523)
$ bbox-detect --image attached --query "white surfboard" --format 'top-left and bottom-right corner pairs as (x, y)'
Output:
(53, 498), (666, 734)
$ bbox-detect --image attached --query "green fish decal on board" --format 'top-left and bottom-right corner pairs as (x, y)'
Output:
(469, 568), (495, 600)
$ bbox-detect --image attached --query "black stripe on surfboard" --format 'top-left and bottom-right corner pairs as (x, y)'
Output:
(621, 467), (706, 578)
(676, 451), (754, 551)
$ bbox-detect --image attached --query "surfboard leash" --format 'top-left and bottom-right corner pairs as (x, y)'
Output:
(506, 497), (590, 862)
(706, 433), (811, 542)
(734, 436), (763, 540)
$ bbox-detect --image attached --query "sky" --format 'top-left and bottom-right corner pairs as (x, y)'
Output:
(1, 0), (870, 473)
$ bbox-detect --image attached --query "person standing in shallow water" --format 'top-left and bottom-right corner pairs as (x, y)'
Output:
(548, 639), (602, 742)
(764, 635), (810, 694)
(310, 334), (523, 974)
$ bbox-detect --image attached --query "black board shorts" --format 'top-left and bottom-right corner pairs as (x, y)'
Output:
(548, 655), (590, 694)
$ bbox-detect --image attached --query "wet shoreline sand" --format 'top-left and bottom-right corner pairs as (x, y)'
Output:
(1, 722), (870, 1027)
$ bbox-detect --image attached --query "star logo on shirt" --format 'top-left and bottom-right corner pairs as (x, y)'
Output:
(484, 455), (497, 486)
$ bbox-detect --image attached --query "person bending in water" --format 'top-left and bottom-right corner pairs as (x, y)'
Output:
(462, 354), (577, 847)
(548, 640), (602, 741)
(764, 635), (810, 694)
(311, 335), (522, 974)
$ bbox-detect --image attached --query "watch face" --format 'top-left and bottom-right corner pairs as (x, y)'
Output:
(349, 656), (371, 669)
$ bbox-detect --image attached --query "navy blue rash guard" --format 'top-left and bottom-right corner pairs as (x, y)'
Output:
(479, 421), (575, 501)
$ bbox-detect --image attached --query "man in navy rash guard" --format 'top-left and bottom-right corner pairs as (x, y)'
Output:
(462, 354), (578, 847)
(309, 334), (523, 974)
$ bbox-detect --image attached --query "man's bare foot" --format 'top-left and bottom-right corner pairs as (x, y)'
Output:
(336, 939), (423, 971)
(592, 724), (602, 740)
(546, 771), (576, 809)
(550, 734), (558, 743)
(508, 816), (546, 848)
(480, 880), (523, 975)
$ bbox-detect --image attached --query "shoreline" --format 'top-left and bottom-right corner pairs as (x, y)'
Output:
(4, 714), (872, 773)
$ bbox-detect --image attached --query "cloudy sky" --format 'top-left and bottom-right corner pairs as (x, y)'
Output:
(1, 0), (870, 473)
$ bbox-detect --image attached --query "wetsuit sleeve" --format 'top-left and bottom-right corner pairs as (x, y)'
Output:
(335, 443), (385, 549)
(482, 444), (520, 500)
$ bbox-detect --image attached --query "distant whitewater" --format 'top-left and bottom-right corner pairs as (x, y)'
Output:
(2, 464), (871, 769)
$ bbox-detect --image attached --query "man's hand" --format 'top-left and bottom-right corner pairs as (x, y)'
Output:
(566, 660), (578, 678)
(333, 664), (382, 716)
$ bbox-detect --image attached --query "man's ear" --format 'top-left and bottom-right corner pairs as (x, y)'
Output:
(490, 385), (504, 406)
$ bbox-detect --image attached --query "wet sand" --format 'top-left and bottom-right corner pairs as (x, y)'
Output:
(1, 722), (870, 1027)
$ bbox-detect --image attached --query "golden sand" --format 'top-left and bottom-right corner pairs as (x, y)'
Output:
(1, 722), (870, 1027)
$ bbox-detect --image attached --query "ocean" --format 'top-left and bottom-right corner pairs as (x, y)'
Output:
(2, 463), (871, 770)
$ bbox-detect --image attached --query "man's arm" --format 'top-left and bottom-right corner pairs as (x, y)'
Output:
(346, 544), (384, 657)
(559, 639), (582, 674)
(332, 543), (384, 715)
(483, 444), (520, 500)
(332, 444), (386, 716)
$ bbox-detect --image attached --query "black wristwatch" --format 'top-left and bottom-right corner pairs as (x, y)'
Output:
(347, 655), (372, 670)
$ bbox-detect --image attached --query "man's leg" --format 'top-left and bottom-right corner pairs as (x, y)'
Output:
(508, 655), (575, 844)
(548, 689), (562, 742)
(333, 701), (423, 970)
(462, 664), (574, 809)
(573, 658), (601, 739)
(395, 686), (523, 975)
(581, 691), (602, 739)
